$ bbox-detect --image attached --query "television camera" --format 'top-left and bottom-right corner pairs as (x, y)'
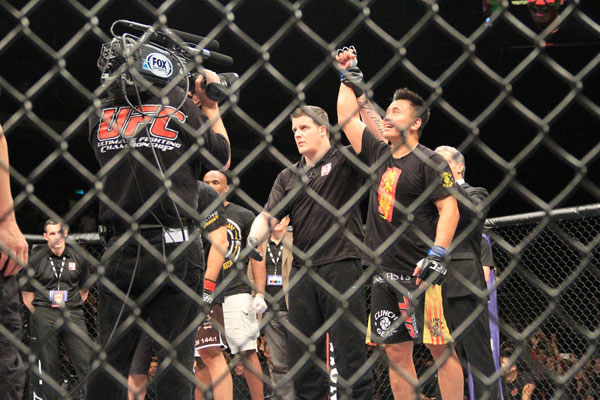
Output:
(97, 20), (238, 103)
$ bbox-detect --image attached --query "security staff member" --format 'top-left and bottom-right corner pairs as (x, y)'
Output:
(435, 146), (498, 399)
(21, 219), (91, 400)
(260, 216), (295, 400)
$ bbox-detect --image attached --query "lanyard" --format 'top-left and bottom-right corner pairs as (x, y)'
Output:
(267, 241), (283, 275)
(49, 256), (66, 290)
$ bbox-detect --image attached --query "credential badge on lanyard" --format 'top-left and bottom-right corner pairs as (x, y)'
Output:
(266, 243), (283, 286)
(49, 256), (68, 307)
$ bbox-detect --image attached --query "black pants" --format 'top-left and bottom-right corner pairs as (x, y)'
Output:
(446, 295), (499, 400)
(288, 259), (373, 400)
(30, 306), (90, 399)
(87, 233), (202, 400)
(0, 274), (25, 400)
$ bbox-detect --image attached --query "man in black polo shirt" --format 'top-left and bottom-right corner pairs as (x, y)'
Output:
(21, 219), (91, 399)
(337, 49), (463, 399)
(248, 106), (373, 399)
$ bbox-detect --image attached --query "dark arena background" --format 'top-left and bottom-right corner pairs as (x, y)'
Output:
(1, 1), (599, 399)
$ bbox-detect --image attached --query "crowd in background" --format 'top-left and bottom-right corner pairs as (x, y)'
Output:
(498, 329), (600, 400)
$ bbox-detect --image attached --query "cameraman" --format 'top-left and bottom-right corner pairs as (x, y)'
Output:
(87, 63), (230, 400)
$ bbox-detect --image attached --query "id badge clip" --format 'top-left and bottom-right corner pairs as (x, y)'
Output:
(267, 274), (283, 286)
(49, 290), (68, 308)
(164, 227), (188, 243)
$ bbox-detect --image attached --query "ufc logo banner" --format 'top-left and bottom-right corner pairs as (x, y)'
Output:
(97, 105), (186, 141)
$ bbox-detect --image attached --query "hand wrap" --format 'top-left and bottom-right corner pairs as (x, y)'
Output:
(203, 278), (217, 305)
(337, 46), (365, 97)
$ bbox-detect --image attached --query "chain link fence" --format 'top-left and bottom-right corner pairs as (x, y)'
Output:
(18, 203), (600, 399)
(1, 0), (600, 399)
(487, 204), (600, 400)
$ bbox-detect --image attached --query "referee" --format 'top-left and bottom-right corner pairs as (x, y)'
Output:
(248, 106), (373, 399)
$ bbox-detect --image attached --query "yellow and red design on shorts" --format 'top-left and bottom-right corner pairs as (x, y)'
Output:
(378, 167), (402, 222)
(422, 285), (453, 345)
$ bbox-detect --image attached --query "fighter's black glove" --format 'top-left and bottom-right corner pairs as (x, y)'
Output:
(202, 278), (217, 306)
(416, 245), (448, 286)
(337, 46), (365, 97)
(246, 236), (263, 262)
(341, 67), (365, 97)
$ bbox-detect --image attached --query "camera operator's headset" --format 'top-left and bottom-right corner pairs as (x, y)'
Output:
(98, 21), (234, 347)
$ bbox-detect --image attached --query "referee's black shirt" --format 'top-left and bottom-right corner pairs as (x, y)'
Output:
(20, 244), (91, 309)
(264, 145), (365, 267)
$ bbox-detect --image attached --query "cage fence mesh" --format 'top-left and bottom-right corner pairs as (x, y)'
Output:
(0, 0), (599, 399)
(488, 209), (600, 400)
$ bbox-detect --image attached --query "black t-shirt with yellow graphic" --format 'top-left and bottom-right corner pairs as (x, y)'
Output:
(197, 181), (228, 235)
(218, 202), (255, 297)
(198, 181), (229, 303)
(359, 128), (455, 274)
